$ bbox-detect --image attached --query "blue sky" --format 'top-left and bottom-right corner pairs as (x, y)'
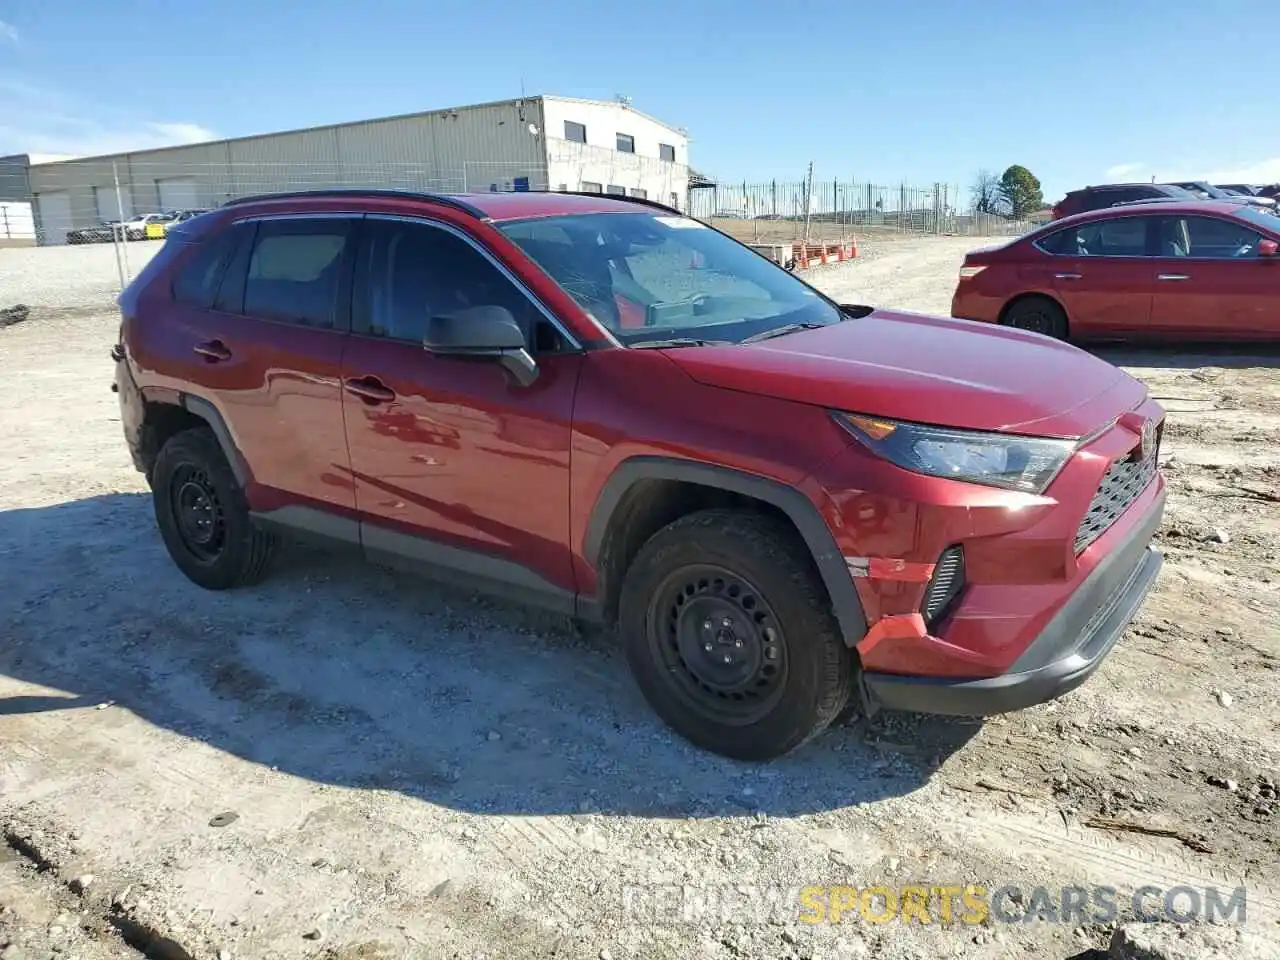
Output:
(1, 0), (1278, 203)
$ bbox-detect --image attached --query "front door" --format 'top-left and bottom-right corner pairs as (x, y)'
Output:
(1149, 214), (1280, 339)
(340, 215), (583, 603)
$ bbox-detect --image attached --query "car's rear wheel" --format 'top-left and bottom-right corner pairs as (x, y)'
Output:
(618, 509), (853, 761)
(1002, 296), (1068, 339)
(152, 427), (276, 590)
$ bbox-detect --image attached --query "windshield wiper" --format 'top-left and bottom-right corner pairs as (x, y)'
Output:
(739, 322), (827, 344)
(627, 337), (730, 349)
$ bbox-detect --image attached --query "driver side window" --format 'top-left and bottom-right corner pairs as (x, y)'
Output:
(352, 219), (565, 351)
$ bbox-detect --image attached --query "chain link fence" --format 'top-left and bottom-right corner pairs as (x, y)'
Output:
(688, 178), (1038, 243)
(9, 158), (1038, 301)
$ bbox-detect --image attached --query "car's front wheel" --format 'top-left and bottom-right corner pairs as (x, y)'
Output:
(152, 427), (277, 590)
(618, 509), (854, 761)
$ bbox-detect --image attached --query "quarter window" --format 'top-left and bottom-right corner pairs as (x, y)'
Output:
(242, 219), (352, 328)
(172, 229), (237, 308)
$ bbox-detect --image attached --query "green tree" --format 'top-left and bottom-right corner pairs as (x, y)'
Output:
(999, 165), (1044, 220)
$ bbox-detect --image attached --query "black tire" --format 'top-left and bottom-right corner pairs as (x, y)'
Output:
(151, 427), (276, 590)
(618, 508), (854, 761)
(1002, 296), (1068, 339)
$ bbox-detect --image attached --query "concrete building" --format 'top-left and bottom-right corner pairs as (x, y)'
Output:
(20, 95), (691, 244)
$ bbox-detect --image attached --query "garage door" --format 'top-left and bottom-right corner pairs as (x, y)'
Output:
(35, 192), (73, 246)
(94, 185), (133, 222)
(157, 177), (199, 211)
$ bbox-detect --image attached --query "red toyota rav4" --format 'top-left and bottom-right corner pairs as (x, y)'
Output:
(113, 189), (1166, 760)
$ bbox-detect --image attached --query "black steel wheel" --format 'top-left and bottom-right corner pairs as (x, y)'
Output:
(648, 563), (789, 726)
(152, 426), (276, 590)
(1002, 296), (1068, 339)
(619, 509), (854, 760)
(168, 464), (226, 562)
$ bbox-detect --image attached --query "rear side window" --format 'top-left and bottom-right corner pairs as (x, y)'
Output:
(171, 229), (237, 308)
(241, 218), (353, 329)
(1037, 216), (1151, 256)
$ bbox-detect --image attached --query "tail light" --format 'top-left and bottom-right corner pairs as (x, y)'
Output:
(958, 265), (987, 280)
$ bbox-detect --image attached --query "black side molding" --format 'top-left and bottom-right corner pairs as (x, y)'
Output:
(180, 394), (249, 487)
(583, 456), (868, 646)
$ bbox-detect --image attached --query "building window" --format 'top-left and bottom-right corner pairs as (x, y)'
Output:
(628, 188), (648, 199)
(616, 133), (635, 154)
(605, 185), (627, 196)
(659, 143), (676, 162)
(669, 192), (680, 210)
(557, 183), (568, 192)
(580, 181), (603, 194)
(564, 121), (586, 143)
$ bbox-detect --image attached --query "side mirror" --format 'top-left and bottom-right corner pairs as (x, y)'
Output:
(1258, 238), (1279, 257)
(423, 305), (538, 386)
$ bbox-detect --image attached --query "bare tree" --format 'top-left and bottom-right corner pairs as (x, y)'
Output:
(971, 169), (1004, 215)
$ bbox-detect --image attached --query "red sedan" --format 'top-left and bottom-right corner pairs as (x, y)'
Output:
(952, 200), (1280, 341)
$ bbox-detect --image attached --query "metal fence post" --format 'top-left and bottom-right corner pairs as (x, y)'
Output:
(111, 161), (129, 292)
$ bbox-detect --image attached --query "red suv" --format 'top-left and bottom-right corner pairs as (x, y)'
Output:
(113, 189), (1167, 760)
(952, 200), (1280, 341)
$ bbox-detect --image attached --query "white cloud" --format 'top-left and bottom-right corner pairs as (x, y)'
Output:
(1186, 158), (1280, 186)
(0, 78), (216, 160)
(1105, 162), (1145, 179)
(0, 20), (17, 43)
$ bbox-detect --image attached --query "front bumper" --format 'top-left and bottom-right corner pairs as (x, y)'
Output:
(862, 487), (1165, 715)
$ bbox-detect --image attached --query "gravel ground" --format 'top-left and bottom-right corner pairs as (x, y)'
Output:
(1, 237), (1278, 960)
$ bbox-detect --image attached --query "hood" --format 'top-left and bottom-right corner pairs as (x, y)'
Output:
(664, 310), (1147, 438)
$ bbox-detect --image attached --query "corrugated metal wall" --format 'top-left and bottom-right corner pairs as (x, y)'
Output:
(26, 98), (553, 241)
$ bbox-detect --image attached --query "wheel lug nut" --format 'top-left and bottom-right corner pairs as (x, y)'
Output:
(722, 654), (733, 664)
(703, 642), (713, 652)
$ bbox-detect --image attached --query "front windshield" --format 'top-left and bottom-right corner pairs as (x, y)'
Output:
(498, 211), (842, 344)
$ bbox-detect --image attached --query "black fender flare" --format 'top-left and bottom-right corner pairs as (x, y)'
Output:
(179, 393), (250, 487)
(583, 456), (868, 646)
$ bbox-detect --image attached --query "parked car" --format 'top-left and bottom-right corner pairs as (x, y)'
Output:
(117, 212), (177, 241)
(113, 189), (1167, 760)
(1052, 183), (1197, 219)
(1215, 184), (1261, 196)
(66, 221), (124, 244)
(1164, 181), (1275, 210)
(952, 200), (1280, 341)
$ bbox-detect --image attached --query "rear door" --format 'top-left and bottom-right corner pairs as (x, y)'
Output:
(1044, 214), (1157, 337)
(167, 214), (359, 512)
(1149, 214), (1280, 339)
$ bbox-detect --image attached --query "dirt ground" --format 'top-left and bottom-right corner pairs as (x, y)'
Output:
(1, 237), (1278, 960)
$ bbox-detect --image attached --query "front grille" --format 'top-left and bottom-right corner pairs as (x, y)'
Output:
(922, 546), (965, 624)
(1074, 445), (1159, 554)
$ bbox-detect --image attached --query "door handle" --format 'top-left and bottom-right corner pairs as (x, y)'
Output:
(344, 377), (396, 404)
(193, 340), (232, 362)
(1157, 274), (1190, 281)
(1053, 272), (1083, 280)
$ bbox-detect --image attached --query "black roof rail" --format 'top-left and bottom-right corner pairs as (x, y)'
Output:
(219, 189), (489, 220)
(540, 188), (689, 218)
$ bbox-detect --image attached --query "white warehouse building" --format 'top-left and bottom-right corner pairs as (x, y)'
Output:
(22, 95), (691, 244)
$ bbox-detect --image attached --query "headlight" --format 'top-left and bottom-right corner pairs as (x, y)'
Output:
(834, 413), (1077, 494)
